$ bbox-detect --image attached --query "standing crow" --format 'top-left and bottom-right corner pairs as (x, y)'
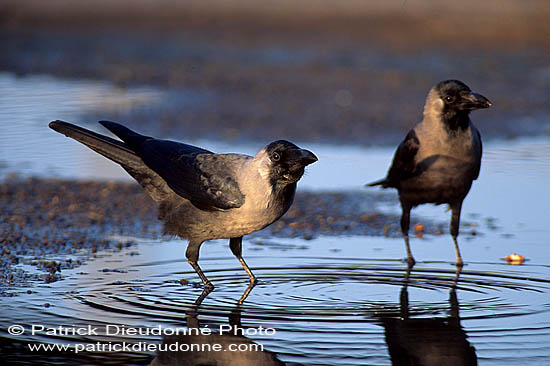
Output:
(367, 80), (491, 266)
(49, 120), (317, 288)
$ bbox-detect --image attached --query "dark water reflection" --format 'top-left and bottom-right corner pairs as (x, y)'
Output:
(380, 267), (477, 366)
(150, 287), (284, 366)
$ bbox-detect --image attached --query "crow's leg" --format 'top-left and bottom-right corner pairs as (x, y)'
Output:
(186, 240), (214, 289)
(400, 201), (415, 266)
(230, 237), (257, 285)
(450, 202), (464, 267)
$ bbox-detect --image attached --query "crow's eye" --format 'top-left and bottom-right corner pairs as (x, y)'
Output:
(444, 96), (455, 103)
(272, 152), (281, 162)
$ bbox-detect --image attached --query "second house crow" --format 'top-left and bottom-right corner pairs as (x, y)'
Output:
(367, 80), (491, 266)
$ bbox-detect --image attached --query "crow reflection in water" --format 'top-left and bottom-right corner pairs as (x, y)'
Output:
(368, 80), (491, 266)
(379, 266), (477, 366)
(149, 287), (284, 366)
(49, 120), (316, 289)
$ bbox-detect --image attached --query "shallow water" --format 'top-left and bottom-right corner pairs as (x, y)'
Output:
(1, 73), (550, 364)
(0, 72), (163, 180)
(2, 234), (549, 365)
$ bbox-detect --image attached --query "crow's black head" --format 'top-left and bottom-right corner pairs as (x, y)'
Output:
(435, 80), (492, 130)
(263, 140), (317, 185)
(436, 80), (492, 112)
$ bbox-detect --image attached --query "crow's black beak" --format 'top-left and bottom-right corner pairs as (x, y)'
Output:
(288, 148), (318, 166)
(459, 91), (492, 110)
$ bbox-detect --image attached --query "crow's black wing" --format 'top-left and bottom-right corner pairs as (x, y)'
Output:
(100, 121), (245, 211)
(471, 127), (482, 181)
(384, 129), (420, 187)
(138, 140), (246, 211)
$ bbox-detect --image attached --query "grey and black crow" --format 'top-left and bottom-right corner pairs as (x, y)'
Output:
(49, 120), (317, 288)
(367, 80), (491, 266)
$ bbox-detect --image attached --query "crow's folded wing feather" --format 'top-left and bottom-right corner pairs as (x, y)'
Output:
(138, 140), (246, 211)
(385, 129), (420, 187)
(471, 128), (482, 181)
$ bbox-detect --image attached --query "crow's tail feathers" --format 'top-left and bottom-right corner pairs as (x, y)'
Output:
(365, 178), (388, 187)
(49, 120), (172, 202)
(49, 120), (142, 168)
(98, 120), (151, 154)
